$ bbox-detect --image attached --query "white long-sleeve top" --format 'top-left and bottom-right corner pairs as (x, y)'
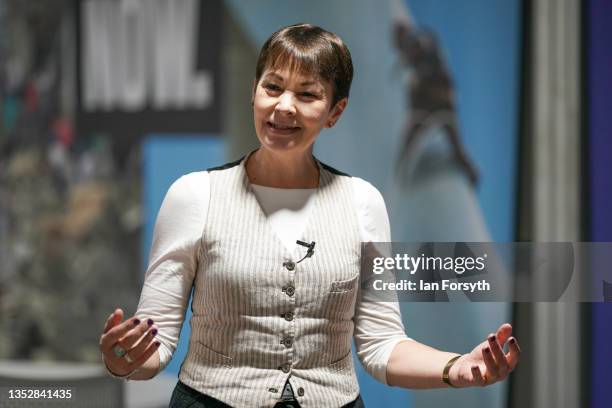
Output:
(136, 171), (410, 384)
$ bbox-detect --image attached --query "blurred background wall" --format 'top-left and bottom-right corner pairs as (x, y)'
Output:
(0, 1), (609, 407)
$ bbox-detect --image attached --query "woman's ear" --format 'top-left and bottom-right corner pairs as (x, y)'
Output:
(326, 98), (348, 128)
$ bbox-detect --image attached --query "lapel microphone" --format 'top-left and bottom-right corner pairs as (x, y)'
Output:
(295, 240), (316, 264)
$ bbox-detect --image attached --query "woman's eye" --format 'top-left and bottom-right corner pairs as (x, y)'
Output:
(299, 92), (317, 99)
(264, 84), (281, 92)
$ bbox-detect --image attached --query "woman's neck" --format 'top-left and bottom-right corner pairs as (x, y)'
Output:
(246, 148), (319, 188)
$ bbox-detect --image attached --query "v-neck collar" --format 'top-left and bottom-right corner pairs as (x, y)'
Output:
(238, 151), (325, 261)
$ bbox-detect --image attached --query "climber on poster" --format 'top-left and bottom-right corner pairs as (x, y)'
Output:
(392, 4), (478, 186)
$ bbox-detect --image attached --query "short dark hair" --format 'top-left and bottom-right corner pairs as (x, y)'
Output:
(255, 23), (354, 107)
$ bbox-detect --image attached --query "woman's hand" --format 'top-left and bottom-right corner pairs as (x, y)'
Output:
(448, 323), (521, 387)
(99, 308), (161, 377)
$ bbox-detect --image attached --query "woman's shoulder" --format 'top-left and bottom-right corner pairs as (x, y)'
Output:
(163, 171), (210, 209)
(350, 176), (390, 242)
(350, 176), (384, 201)
(316, 160), (385, 204)
(350, 176), (387, 218)
(170, 171), (209, 193)
(319, 161), (351, 177)
(206, 157), (244, 173)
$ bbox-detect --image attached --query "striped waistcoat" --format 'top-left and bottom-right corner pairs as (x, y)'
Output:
(178, 156), (362, 408)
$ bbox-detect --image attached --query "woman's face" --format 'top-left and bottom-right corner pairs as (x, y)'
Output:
(252, 68), (347, 155)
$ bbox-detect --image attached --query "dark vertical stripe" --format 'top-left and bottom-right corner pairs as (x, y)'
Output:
(588, 1), (612, 407)
(510, 1), (533, 406)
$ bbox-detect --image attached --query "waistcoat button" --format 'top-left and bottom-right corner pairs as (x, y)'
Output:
(283, 311), (294, 321)
(284, 261), (295, 271)
(285, 286), (295, 296)
(268, 388), (278, 393)
(281, 337), (293, 348)
(278, 364), (291, 373)
(297, 387), (305, 396)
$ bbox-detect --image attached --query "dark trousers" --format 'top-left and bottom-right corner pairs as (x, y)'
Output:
(169, 380), (366, 408)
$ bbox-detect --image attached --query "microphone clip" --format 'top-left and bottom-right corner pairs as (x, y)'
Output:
(295, 240), (315, 264)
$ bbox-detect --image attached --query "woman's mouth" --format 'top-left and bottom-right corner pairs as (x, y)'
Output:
(266, 121), (300, 135)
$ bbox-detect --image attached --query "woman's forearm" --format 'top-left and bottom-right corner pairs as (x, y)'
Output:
(386, 339), (460, 389)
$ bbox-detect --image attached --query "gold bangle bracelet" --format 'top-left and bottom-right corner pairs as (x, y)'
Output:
(442, 355), (462, 388)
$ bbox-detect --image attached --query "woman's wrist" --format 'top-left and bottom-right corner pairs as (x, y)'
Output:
(102, 355), (139, 380)
(443, 354), (463, 388)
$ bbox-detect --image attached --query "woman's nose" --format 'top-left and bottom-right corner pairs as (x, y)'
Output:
(275, 92), (296, 115)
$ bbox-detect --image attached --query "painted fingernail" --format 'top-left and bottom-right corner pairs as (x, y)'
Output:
(151, 329), (158, 336)
(509, 338), (516, 344)
(488, 334), (496, 342)
(484, 347), (490, 353)
(133, 319), (140, 326)
(147, 318), (154, 326)
(154, 341), (161, 347)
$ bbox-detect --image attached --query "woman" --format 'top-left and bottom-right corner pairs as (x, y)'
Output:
(99, 24), (520, 408)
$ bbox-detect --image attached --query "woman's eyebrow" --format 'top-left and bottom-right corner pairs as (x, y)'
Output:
(264, 73), (284, 81)
(264, 73), (321, 87)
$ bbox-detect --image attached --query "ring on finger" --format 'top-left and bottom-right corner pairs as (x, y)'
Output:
(113, 344), (127, 358)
